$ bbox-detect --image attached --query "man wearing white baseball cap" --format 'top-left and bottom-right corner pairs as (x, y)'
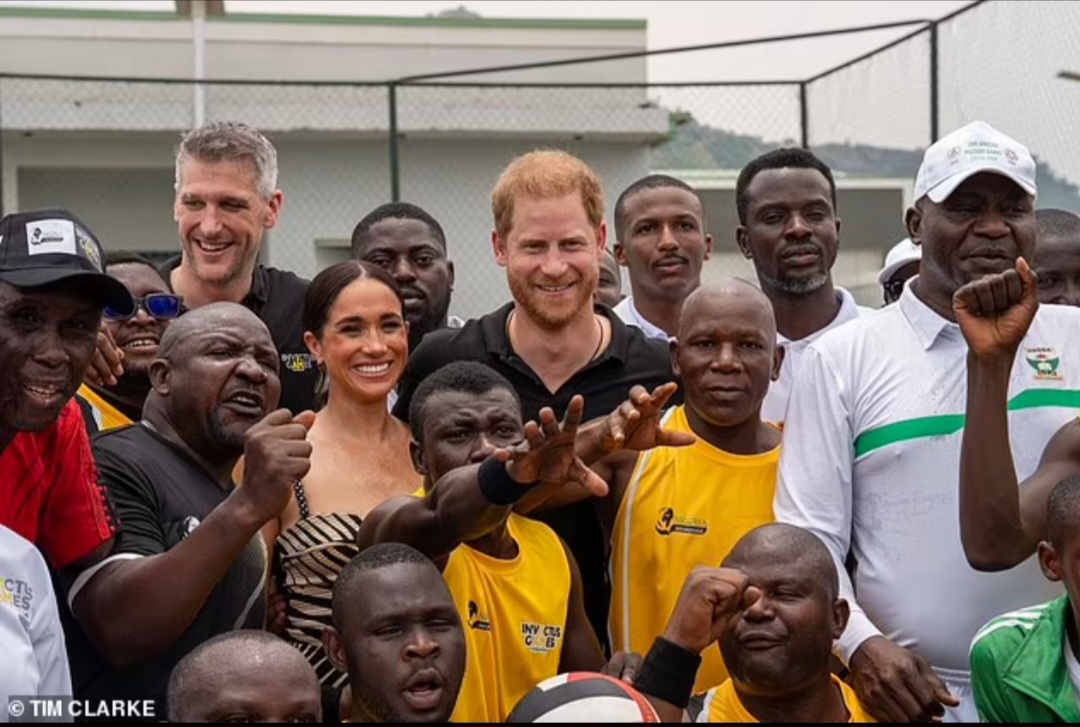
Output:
(878, 238), (921, 305)
(775, 120), (1080, 722)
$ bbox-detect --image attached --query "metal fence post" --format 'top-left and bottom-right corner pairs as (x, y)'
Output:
(388, 81), (400, 203)
(929, 22), (939, 144)
(0, 79), (5, 217)
(799, 81), (809, 149)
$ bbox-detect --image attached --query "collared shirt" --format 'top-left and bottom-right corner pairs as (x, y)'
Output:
(760, 287), (871, 425)
(775, 282), (1080, 674)
(161, 257), (315, 415)
(392, 302), (677, 650)
(613, 296), (671, 342)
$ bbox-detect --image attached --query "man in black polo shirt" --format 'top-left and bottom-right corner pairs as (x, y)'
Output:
(63, 303), (314, 719)
(162, 121), (314, 414)
(393, 149), (675, 650)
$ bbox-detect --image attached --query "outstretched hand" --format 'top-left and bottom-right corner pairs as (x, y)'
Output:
(501, 395), (609, 497)
(598, 383), (696, 454)
(954, 257), (1038, 359)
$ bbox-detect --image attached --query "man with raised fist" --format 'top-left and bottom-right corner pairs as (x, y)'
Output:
(61, 303), (315, 720)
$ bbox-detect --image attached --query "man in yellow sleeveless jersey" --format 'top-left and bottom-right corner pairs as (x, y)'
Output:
(532, 278), (783, 695)
(356, 362), (647, 722)
(633, 523), (874, 723)
(76, 252), (184, 433)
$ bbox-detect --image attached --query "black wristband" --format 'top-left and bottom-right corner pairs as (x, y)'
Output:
(633, 636), (702, 710)
(477, 456), (536, 506)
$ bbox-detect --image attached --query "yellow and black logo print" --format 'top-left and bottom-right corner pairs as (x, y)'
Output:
(467, 600), (491, 631)
(655, 507), (708, 536)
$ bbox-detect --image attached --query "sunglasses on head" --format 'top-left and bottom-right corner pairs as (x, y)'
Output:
(104, 293), (185, 321)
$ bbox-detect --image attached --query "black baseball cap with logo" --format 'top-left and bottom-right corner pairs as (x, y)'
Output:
(0, 209), (134, 316)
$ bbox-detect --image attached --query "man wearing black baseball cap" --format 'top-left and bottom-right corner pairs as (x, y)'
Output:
(0, 209), (133, 570)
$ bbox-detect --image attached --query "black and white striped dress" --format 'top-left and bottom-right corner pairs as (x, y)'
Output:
(274, 479), (363, 688)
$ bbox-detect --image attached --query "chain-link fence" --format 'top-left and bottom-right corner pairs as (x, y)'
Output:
(1, 0), (1077, 315)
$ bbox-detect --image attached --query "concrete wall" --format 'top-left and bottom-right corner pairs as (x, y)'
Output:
(0, 9), (647, 84)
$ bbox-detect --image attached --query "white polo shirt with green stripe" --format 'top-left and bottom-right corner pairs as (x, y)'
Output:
(775, 283), (1073, 677)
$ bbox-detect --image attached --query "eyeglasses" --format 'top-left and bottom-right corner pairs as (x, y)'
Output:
(104, 293), (185, 321)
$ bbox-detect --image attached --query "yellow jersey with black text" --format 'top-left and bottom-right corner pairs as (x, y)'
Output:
(443, 512), (571, 723)
(609, 405), (780, 695)
(698, 675), (876, 723)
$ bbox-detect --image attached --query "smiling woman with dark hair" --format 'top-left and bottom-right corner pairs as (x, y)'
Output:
(265, 260), (423, 714)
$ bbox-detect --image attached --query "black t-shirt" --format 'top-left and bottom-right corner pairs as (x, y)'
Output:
(393, 302), (678, 652)
(61, 424), (266, 719)
(161, 257), (316, 415)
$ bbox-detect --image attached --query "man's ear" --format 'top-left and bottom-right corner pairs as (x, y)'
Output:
(323, 626), (348, 675)
(149, 358), (171, 395)
(447, 260), (456, 293)
(1038, 540), (1063, 582)
(905, 205), (924, 247)
(831, 598), (851, 640)
(492, 230), (509, 268)
(735, 225), (753, 260)
(771, 345), (785, 382)
(670, 339), (681, 379)
(614, 242), (628, 267)
(410, 439), (428, 476)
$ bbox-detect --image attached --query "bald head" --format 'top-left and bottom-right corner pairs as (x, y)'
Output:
(724, 523), (838, 599)
(678, 278), (776, 342)
(158, 302), (269, 360)
(168, 630), (321, 723)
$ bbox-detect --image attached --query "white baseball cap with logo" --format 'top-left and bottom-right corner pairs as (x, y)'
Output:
(914, 120), (1037, 203)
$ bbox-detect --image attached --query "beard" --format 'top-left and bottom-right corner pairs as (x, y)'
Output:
(759, 268), (830, 298)
(507, 270), (598, 331)
(407, 294), (452, 352)
(207, 409), (250, 456)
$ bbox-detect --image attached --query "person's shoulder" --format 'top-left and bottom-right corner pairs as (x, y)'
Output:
(619, 317), (673, 361)
(414, 311), (496, 361)
(970, 599), (1058, 664)
(259, 264), (310, 296)
(91, 423), (155, 459)
(0, 524), (44, 567)
(1031, 302), (1080, 331)
(810, 302), (901, 357)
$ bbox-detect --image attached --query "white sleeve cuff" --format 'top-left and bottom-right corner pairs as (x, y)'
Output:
(836, 611), (884, 666)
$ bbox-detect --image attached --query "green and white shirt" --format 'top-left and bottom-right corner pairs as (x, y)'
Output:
(971, 596), (1080, 722)
(775, 283), (1077, 673)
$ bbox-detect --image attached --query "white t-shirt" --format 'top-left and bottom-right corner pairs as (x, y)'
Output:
(613, 296), (671, 342)
(1066, 637), (1080, 709)
(775, 284), (1080, 675)
(760, 287), (871, 425)
(0, 526), (72, 721)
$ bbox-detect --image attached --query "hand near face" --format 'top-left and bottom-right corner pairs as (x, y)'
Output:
(501, 394), (609, 497)
(238, 409), (316, 523)
(662, 566), (759, 656)
(954, 257), (1038, 359)
(85, 322), (125, 387)
(598, 383), (696, 454)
